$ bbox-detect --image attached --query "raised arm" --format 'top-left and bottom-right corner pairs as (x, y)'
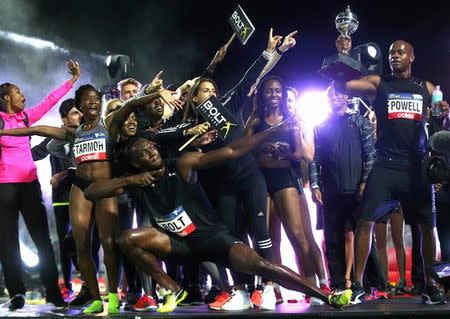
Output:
(334, 74), (380, 99)
(204, 45), (229, 77)
(0, 125), (74, 140)
(222, 28), (282, 111)
(107, 87), (182, 140)
(26, 60), (80, 124)
(248, 30), (298, 97)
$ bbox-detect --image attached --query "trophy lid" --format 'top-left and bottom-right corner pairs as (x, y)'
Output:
(335, 6), (359, 37)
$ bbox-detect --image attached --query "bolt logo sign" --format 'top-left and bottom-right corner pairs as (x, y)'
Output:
(196, 96), (237, 140)
(228, 4), (255, 45)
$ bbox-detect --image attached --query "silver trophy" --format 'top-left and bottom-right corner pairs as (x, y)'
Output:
(336, 6), (359, 38)
(319, 6), (365, 81)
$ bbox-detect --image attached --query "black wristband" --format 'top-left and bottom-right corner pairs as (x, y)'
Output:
(276, 47), (284, 55)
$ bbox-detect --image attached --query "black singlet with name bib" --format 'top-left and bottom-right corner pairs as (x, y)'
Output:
(373, 75), (430, 166)
(138, 160), (219, 237)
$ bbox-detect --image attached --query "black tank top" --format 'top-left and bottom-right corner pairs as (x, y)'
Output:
(373, 75), (429, 164)
(138, 160), (218, 237)
(254, 118), (293, 151)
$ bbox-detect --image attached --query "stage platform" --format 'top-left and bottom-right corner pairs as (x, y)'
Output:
(0, 295), (449, 319)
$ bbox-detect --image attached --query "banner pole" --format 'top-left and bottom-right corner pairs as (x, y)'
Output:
(225, 33), (236, 48)
(178, 134), (200, 152)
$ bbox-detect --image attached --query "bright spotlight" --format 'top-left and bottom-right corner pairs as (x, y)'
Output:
(367, 45), (378, 59)
(353, 42), (382, 74)
(295, 90), (331, 128)
(19, 240), (39, 267)
(105, 55), (112, 67)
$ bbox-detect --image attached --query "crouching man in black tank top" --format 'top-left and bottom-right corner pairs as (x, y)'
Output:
(84, 121), (352, 313)
(335, 39), (449, 305)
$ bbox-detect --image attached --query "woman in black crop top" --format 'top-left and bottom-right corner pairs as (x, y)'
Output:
(245, 76), (327, 292)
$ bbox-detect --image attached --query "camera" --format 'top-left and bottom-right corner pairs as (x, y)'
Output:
(427, 156), (450, 184)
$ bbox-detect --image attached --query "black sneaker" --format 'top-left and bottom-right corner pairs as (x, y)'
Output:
(409, 283), (424, 295)
(47, 293), (69, 310)
(204, 285), (220, 304)
(124, 292), (139, 311)
(350, 282), (366, 304)
(422, 284), (447, 305)
(9, 294), (25, 310)
(70, 285), (92, 306)
(395, 279), (407, 295)
(179, 285), (204, 306)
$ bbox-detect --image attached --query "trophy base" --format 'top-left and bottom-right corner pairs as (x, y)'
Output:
(318, 53), (366, 82)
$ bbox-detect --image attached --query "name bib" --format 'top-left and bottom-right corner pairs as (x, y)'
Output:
(387, 93), (423, 121)
(73, 133), (107, 164)
(155, 206), (196, 237)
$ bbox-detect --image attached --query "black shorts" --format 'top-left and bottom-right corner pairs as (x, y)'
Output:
(376, 203), (402, 224)
(165, 225), (242, 266)
(262, 167), (300, 195)
(359, 161), (434, 227)
(72, 175), (92, 192)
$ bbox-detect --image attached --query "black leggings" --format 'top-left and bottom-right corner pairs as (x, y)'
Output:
(0, 181), (60, 298)
(53, 205), (72, 290)
(210, 170), (273, 285)
(117, 194), (142, 294)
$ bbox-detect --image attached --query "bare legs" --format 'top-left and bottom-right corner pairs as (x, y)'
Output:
(118, 228), (331, 304)
(272, 188), (325, 286)
(69, 186), (119, 300)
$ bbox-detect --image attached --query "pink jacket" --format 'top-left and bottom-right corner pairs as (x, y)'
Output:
(0, 80), (73, 183)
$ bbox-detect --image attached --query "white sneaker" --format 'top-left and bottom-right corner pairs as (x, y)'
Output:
(221, 289), (253, 311)
(260, 285), (276, 310)
(310, 296), (325, 306)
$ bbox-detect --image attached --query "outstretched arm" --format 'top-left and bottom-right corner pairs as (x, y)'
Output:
(84, 172), (159, 201)
(177, 120), (292, 181)
(0, 125), (74, 140)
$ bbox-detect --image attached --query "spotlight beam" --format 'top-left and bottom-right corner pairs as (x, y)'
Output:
(0, 30), (69, 53)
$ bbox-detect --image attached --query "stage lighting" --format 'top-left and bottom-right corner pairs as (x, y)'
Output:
(353, 42), (382, 74)
(0, 30), (69, 53)
(105, 53), (133, 80)
(295, 90), (331, 128)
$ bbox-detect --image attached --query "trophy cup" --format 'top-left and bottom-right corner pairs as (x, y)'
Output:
(318, 6), (367, 82)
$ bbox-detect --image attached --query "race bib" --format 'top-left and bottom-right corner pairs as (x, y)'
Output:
(155, 206), (196, 237)
(387, 93), (423, 121)
(73, 134), (107, 164)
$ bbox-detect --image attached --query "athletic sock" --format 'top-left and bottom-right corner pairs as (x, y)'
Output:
(82, 300), (103, 314)
(108, 292), (120, 314)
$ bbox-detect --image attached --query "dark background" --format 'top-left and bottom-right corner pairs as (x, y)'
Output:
(0, 0), (449, 103)
(0, 0), (448, 279)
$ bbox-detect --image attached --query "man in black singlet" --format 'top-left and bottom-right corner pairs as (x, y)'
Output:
(84, 122), (352, 313)
(336, 39), (449, 305)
